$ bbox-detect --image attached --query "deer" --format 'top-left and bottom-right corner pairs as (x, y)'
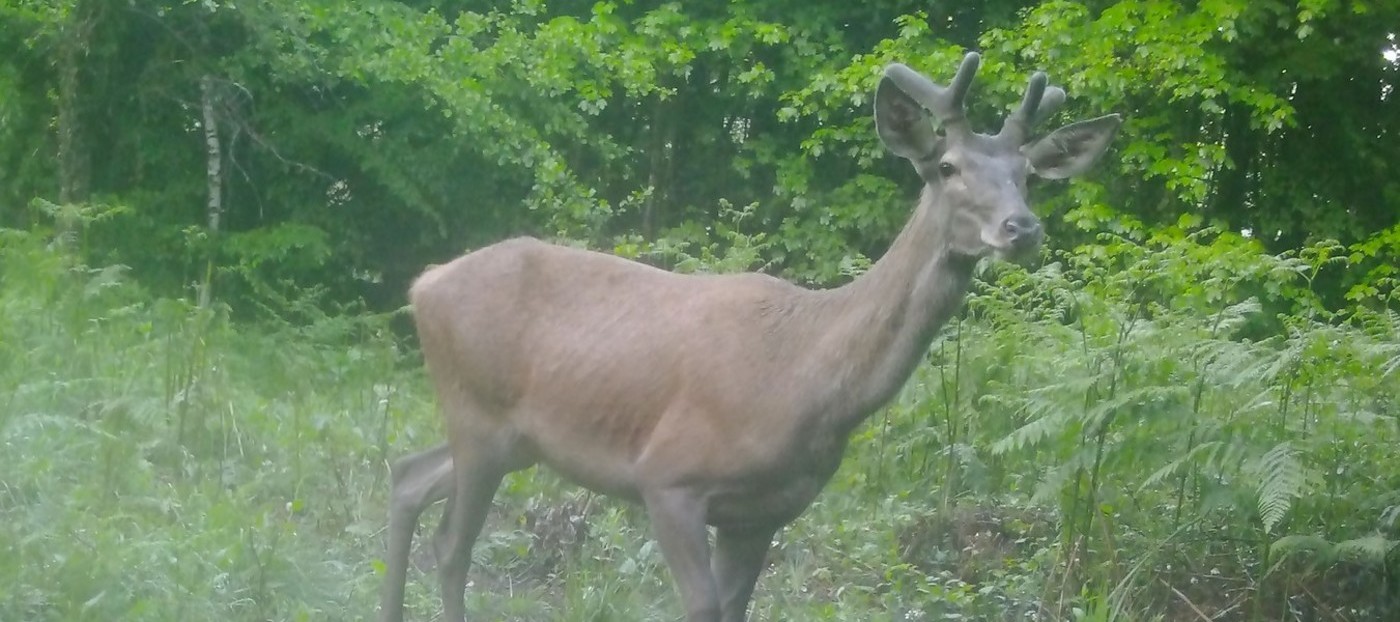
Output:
(378, 52), (1121, 622)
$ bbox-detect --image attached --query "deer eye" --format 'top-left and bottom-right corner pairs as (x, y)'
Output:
(937, 161), (958, 178)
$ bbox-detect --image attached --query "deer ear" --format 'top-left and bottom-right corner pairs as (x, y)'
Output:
(875, 76), (939, 160)
(1024, 114), (1121, 179)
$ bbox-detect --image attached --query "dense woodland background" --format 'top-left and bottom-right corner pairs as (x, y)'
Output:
(1, 1), (1398, 620)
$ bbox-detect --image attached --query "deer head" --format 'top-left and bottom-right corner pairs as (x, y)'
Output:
(875, 52), (1121, 263)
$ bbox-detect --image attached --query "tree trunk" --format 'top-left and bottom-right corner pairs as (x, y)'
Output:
(55, 0), (97, 242)
(642, 95), (668, 240)
(198, 75), (223, 309)
(1209, 101), (1257, 227)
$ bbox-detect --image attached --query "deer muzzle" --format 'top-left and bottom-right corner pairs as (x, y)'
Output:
(994, 213), (1044, 262)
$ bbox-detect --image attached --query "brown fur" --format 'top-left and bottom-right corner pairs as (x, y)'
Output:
(378, 53), (1119, 622)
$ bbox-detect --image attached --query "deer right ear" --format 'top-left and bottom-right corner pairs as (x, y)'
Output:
(875, 75), (938, 160)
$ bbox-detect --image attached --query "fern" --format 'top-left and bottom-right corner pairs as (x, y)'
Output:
(1378, 338), (1400, 378)
(1136, 440), (1221, 494)
(1335, 534), (1398, 565)
(1270, 533), (1398, 568)
(1032, 449), (1096, 505)
(1270, 533), (1333, 562)
(1382, 504), (1400, 530)
(1079, 384), (1190, 433)
(1250, 442), (1309, 534)
(991, 399), (1076, 455)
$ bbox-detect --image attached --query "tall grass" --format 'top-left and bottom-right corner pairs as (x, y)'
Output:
(3, 218), (1397, 621)
(0, 226), (423, 620)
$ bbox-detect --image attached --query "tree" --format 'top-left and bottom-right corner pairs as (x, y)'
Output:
(1, 1), (1393, 310)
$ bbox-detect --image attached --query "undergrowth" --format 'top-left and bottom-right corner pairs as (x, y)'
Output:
(0, 225), (426, 620)
(3, 217), (1397, 620)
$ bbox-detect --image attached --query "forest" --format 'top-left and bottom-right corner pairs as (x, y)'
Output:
(1, 0), (1398, 620)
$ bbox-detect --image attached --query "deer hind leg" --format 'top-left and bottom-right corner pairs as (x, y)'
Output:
(378, 443), (453, 622)
(711, 526), (776, 622)
(435, 414), (530, 622)
(433, 461), (502, 622)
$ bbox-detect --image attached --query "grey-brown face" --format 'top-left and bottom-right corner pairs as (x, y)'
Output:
(913, 134), (1044, 263)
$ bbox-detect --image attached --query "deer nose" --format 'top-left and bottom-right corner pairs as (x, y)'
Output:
(1002, 214), (1043, 245)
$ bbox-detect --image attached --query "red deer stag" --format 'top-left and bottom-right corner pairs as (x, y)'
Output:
(379, 52), (1120, 622)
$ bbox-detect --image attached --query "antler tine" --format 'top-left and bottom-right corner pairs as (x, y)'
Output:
(1032, 86), (1066, 126)
(882, 52), (981, 130)
(999, 71), (1050, 144)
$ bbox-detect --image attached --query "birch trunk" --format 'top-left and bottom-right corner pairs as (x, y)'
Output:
(198, 75), (223, 309)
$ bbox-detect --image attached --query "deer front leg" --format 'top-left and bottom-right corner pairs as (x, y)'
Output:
(644, 488), (720, 622)
(711, 526), (775, 622)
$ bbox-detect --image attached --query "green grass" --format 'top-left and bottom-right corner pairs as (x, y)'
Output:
(3, 225), (1397, 621)
(0, 228), (419, 620)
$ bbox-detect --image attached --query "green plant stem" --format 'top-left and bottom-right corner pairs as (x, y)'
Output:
(1174, 302), (1230, 528)
(939, 316), (964, 518)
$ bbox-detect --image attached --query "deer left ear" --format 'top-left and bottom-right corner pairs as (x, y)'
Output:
(1025, 114), (1121, 179)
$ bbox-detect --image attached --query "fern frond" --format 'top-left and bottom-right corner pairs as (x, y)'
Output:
(1031, 449), (1096, 505)
(1382, 504), (1400, 530)
(991, 404), (1072, 455)
(1080, 384), (1190, 432)
(1334, 534), (1398, 565)
(989, 377), (1100, 455)
(1235, 339), (1302, 388)
(1250, 442), (1309, 534)
(1382, 345), (1400, 378)
(1221, 297), (1262, 323)
(1137, 440), (1222, 494)
(1270, 533), (1333, 562)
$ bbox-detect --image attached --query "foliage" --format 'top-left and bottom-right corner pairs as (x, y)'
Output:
(2, 0), (1395, 302)
(0, 222), (420, 620)
(6, 199), (1399, 619)
(864, 225), (1400, 620)
(2, 0), (1398, 620)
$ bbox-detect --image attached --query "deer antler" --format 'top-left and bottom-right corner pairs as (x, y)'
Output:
(881, 52), (981, 133)
(999, 71), (1067, 144)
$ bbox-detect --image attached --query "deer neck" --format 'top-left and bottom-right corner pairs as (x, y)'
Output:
(810, 187), (977, 433)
